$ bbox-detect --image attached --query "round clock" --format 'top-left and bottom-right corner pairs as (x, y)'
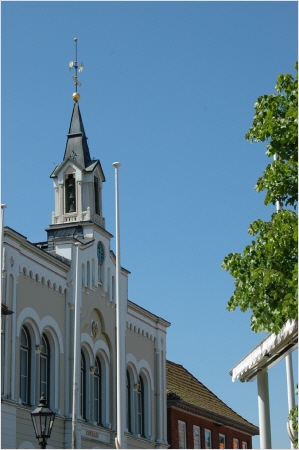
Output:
(97, 241), (105, 264)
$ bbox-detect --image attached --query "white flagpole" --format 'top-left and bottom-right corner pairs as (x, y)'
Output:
(1, 204), (7, 301)
(113, 162), (126, 449)
(72, 242), (80, 449)
(274, 153), (296, 448)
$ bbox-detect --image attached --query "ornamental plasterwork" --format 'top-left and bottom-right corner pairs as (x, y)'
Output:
(126, 321), (154, 341)
(91, 320), (98, 338)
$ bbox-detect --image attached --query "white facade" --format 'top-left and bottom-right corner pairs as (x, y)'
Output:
(1, 100), (170, 449)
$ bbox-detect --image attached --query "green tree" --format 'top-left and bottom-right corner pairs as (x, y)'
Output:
(222, 63), (298, 334)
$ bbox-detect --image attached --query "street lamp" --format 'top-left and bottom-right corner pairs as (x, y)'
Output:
(31, 393), (56, 449)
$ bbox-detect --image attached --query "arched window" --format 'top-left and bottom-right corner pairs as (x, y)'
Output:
(126, 371), (132, 433)
(94, 176), (100, 216)
(94, 357), (101, 424)
(65, 174), (76, 213)
(20, 326), (31, 404)
(81, 352), (86, 419)
(40, 334), (50, 401)
(137, 376), (145, 437)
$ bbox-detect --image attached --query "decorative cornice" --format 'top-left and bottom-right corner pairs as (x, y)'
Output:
(167, 399), (259, 436)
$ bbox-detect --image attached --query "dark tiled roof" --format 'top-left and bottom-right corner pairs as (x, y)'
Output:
(166, 360), (259, 435)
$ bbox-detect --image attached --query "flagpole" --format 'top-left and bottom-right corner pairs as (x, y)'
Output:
(1, 204), (7, 301)
(113, 162), (126, 449)
(72, 242), (80, 449)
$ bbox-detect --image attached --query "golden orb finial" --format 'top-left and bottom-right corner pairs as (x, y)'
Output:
(72, 92), (81, 102)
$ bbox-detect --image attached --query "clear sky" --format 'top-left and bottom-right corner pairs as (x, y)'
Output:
(1, 1), (298, 448)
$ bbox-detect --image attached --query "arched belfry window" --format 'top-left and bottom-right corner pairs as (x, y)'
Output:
(40, 334), (50, 401)
(137, 376), (145, 437)
(94, 176), (100, 216)
(20, 326), (31, 404)
(65, 174), (76, 213)
(94, 357), (102, 424)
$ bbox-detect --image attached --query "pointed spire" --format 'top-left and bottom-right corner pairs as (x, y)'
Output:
(63, 102), (91, 169)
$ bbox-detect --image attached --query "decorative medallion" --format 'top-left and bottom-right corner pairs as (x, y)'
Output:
(91, 320), (98, 338)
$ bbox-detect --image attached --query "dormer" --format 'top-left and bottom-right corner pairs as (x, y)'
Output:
(50, 101), (106, 228)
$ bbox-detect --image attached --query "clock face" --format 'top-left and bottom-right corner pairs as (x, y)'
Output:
(97, 242), (104, 264)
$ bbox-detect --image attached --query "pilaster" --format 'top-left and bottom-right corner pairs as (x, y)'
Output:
(155, 348), (162, 443)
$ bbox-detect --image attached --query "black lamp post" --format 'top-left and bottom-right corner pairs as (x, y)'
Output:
(31, 394), (56, 449)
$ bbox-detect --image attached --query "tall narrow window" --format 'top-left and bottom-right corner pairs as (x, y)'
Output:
(65, 174), (76, 213)
(137, 377), (145, 437)
(81, 352), (86, 419)
(94, 357), (101, 424)
(233, 438), (239, 449)
(193, 425), (201, 449)
(40, 334), (50, 401)
(178, 420), (186, 449)
(126, 372), (132, 433)
(205, 429), (212, 449)
(20, 326), (31, 404)
(241, 442), (248, 449)
(219, 434), (225, 449)
(94, 176), (100, 215)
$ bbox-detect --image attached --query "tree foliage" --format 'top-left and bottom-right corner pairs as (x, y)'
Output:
(245, 62), (298, 208)
(222, 63), (298, 334)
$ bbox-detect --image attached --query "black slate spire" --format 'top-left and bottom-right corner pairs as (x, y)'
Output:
(63, 102), (91, 169)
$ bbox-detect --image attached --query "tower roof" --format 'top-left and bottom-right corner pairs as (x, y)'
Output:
(63, 102), (91, 169)
(50, 102), (105, 181)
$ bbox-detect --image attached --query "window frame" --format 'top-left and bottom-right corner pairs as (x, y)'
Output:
(20, 326), (31, 405)
(219, 433), (226, 449)
(137, 376), (145, 437)
(193, 424), (201, 449)
(233, 438), (239, 449)
(40, 334), (50, 401)
(178, 420), (187, 449)
(80, 351), (86, 419)
(204, 429), (212, 449)
(94, 356), (102, 424)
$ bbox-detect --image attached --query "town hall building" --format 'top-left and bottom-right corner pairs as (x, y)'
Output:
(1, 92), (170, 449)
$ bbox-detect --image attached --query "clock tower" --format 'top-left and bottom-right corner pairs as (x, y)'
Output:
(50, 100), (106, 229)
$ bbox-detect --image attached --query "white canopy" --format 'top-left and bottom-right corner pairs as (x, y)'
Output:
(230, 319), (298, 383)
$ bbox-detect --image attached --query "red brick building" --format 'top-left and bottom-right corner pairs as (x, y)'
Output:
(166, 360), (259, 449)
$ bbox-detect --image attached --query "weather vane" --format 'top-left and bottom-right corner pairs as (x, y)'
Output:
(69, 37), (84, 101)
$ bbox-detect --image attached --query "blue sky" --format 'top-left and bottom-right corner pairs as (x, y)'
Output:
(1, 1), (298, 448)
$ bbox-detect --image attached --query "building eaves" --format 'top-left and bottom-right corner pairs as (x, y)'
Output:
(128, 299), (171, 329)
(167, 396), (259, 436)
